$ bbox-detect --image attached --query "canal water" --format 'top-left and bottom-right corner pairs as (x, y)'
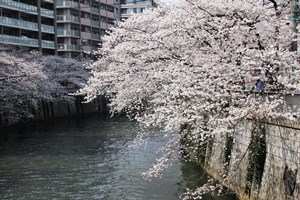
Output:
(0, 115), (237, 200)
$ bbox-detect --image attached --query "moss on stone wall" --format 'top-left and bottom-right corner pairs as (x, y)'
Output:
(245, 121), (267, 195)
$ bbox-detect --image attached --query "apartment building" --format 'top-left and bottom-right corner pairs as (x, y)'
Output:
(57, 0), (116, 59)
(0, 0), (56, 54)
(0, 0), (117, 58)
(118, 0), (154, 20)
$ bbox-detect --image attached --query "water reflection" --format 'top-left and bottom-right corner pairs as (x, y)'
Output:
(0, 115), (237, 200)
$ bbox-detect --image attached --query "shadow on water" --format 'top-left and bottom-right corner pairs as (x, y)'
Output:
(0, 113), (123, 156)
(181, 162), (238, 200)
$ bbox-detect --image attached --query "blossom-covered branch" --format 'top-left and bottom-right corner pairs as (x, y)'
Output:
(0, 47), (89, 125)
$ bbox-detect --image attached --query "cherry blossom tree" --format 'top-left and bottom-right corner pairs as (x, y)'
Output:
(37, 55), (90, 101)
(0, 47), (89, 125)
(0, 50), (51, 125)
(80, 0), (300, 197)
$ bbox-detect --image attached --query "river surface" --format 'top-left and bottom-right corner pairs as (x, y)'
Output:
(0, 115), (237, 200)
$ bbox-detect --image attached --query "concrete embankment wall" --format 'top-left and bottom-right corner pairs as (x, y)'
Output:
(35, 95), (109, 120)
(184, 119), (300, 200)
(0, 95), (109, 127)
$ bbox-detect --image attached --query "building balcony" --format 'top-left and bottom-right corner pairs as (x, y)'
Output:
(42, 40), (55, 49)
(57, 44), (81, 51)
(120, 0), (152, 6)
(121, 13), (134, 18)
(92, 33), (100, 40)
(57, 15), (80, 23)
(41, 8), (54, 18)
(100, 8), (106, 16)
(0, 16), (54, 33)
(91, 20), (99, 27)
(42, 0), (54, 3)
(57, 29), (80, 37)
(41, 24), (55, 33)
(0, 1), (53, 17)
(100, 9), (114, 18)
(0, 16), (38, 30)
(107, 11), (114, 18)
(0, 34), (38, 47)
(80, 18), (91, 26)
(81, 32), (91, 40)
(100, 22), (107, 29)
(91, 7), (99, 14)
(80, 3), (90, 12)
(0, 0), (37, 14)
(56, 1), (79, 9)
(0, 34), (54, 49)
(82, 45), (91, 52)
(106, 0), (114, 5)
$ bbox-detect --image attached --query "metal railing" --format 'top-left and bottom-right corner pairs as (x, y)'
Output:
(56, 15), (80, 23)
(91, 7), (99, 14)
(120, 0), (153, 6)
(0, 34), (38, 47)
(0, 0), (37, 13)
(57, 44), (81, 51)
(92, 33), (100, 40)
(42, 40), (55, 49)
(0, 1), (53, 17)
(57, 29), (80, 37)
(41, 8), (54, 17)
(0, 16), (38, 30)
(56, 1), (79, 9)
(91, 20), (99, 27)
(41, 24), (55, 33)
(0, 16), (54, 33)
(42, 0), (54, 3)
(0, 34), (55, 49)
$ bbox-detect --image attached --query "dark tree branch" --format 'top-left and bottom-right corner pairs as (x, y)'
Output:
(268, 0), (278, 10)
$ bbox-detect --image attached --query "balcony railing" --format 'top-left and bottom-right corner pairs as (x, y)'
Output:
(0, 34), (38, 47)
(0, 16), (54, 33)
(92, 33), (99, 40)
(41, 8), (54, 17)
(56, 1), (79, 9)
(0, 34), (54, 49)
(0, 1), (54, 17)
(57, 29), (80, 37)
(91, 20), (99, 27)
(41, 24), (54, 33)
(0, 0), (37, 13)
(57, 44), (81, 51)
(91, 7), (99, 14)
(42, 0), (54, 3)
(42, 40), (55, 49)
(121, 0), (152, 6)
(57, 15), (80, 23)
(0, 16), (38, 30)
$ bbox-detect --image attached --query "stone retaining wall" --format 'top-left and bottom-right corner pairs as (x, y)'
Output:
(0, 95), (109, 127)
(185, 119), (300, 200)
